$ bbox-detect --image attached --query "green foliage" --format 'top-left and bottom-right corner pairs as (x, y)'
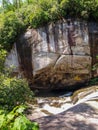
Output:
(0, 0), (98, 51)
(92, 63), (98, 71)
(89, 55), (98, 85)
(18, 0), (63, 28)
(92, 56), (98, 71)
(0, 41), (39, 130)
(89, 77), (98, 85)
(0, 105), (39, 130)
(0, 11), (26, 50)
(0, 48), (34, 111)
(0, 48), (7, 72)
(0, 75), (34, 111)
(61, 0), (98, 19)
(0, 0), (24, 11)
(0, 0), (63, 50)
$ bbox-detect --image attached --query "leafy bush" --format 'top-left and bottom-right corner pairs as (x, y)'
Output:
(0, 41), (38, 130)
(0, 48), (34, 111)
(89, 55), (98, 85)
(89, 77), (98, 85)
(0, 75), (34, 111)
(0, 11), (26, 50)
(0, 105), (39, 130)
(61, 0), (98, 19)
(0, 48), (7, 72)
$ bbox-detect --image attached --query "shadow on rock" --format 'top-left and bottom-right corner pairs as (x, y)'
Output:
(33, 103), (98, 130)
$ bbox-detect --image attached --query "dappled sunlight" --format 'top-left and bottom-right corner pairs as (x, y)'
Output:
(34, 103), (98, 130)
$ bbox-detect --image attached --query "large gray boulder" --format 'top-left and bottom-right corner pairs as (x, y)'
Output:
(5, 20), (98, 90)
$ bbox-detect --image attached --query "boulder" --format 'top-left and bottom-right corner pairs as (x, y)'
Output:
(5, 20), (98, 90)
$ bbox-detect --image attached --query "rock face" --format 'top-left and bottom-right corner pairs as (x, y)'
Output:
(31, 86), (98, 130)
(5, 44), (19, 74)
(34, 101), (98, 130)
(5, 20), (98, 90)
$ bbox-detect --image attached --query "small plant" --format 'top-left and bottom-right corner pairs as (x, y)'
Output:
(0, 76), (34, 111)
(92, 55), (98, 73)
(89, 55), (98, 85)
(92, 55), (98, 71)
(0, 105), (39, 130)
(89, 77), (98, 85)
(0, 48), (7, 72)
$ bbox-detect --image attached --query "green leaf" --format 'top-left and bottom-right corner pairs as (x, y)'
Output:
(0, 114), (6, 127)
(11, 115), (39, 130)
(16, 105), (26, 114)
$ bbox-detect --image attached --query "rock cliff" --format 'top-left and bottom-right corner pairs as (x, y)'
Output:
(5, 19), (98, 90)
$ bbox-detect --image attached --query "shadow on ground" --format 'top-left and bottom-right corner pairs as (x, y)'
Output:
(33, 103), (98, 130)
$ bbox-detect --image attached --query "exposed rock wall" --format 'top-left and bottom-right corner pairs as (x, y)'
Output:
(88, 22), (98, 76)
(5, 20), (98, 90)
(5, 44), (19, 73)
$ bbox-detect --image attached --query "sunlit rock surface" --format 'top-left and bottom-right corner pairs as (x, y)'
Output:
(5, 44), (19, 73)
(34, 101), (98, 130)
(27, 86), (98, 130)
(5, 20), (98, 90)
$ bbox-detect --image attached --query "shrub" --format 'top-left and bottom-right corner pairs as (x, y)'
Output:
(0, 48), (7, 72)
(0, 11), (26, 50)
(59, 0), (98, 19)
(0, 76), (34, 111)
(0, 38), (39, 130)
(0, 105), (39, 130)
(89, 77), (98, 85)
(0, 48), (34, 111)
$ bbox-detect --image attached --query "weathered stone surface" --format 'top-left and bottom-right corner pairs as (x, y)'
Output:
(54, 55), (91, 74)
(71, 46), (90, 55)
(31, 86), (98, 130)
(34, 101), (98, 130)
(5, 20), (98, 90)
(71, 85), (98, 104)
(32, 52), (59, 75)
(5, 44), (19, 72)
